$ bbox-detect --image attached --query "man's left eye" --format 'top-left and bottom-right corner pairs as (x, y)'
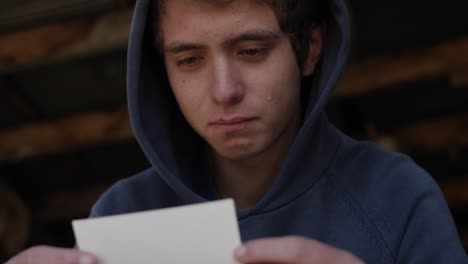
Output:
(239, 48), (265, 57)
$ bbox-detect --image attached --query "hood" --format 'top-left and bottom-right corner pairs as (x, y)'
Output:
(126, 0), (350, 218)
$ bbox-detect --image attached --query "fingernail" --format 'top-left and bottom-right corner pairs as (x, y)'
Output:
(79, 255), (95, 264)
(234, 245), (247, 258)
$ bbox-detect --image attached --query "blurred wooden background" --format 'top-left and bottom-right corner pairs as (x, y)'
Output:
(0, 0), (467, 260)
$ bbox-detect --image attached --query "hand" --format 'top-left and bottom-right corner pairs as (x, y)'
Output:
(5, 246), (98, 264)
(234, 236), (365, 263)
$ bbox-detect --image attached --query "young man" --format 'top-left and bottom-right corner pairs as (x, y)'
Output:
(7, 0), (468, 263)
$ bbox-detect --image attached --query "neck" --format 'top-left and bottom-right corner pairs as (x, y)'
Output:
(208, 114), (301, 210)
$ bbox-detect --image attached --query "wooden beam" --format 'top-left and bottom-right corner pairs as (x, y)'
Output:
(440, 178), (468, 209)
(0, 77), (39, 121)
(0, 8), (132, 74)
(31, 183), (112, 222)
(0, 0), (133, 33)
(334, 37), (468, 98)
(390, 113), (468, 152)
(365, 112), (468, 153)
(0, 180), (29, 255)
(452, 68), (468, 88)
(0, 105), (133, 164)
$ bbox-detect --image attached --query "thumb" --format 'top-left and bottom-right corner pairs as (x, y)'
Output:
(5, 246), (98, 264)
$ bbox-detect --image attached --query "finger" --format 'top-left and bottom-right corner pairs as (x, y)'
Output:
(234, 236), (314, 263)
(6, 246), (98, 264)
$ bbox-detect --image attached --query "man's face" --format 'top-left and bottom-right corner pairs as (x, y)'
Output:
(161, 0), (306, 161)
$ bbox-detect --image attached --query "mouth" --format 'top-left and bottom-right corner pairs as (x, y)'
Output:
(209, 117), (257, 132)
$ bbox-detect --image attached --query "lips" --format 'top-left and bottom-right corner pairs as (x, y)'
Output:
(210, 117), (256, 125)
(209, 117), (256, 132)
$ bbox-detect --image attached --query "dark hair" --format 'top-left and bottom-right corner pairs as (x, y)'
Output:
(152, 0), (330, 68)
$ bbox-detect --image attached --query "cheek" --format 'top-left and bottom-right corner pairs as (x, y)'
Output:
(167, 69), (193, 106)
(173, 83), (199, 115)
(167, 65), (209, 103)
(244, 55), (301, 108)
(253, 60), (302, 129)
(167, 73), (210, 130)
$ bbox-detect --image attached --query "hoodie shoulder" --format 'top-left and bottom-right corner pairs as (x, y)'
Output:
(330, 135), (467, 262)
(90, 168), (182, 218)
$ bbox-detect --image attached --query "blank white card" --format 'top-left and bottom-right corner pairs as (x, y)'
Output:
(73, 199), (241, 264)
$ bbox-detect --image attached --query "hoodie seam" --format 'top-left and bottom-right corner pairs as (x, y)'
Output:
(239, 133), (342, 220)
(327, 166), (397, 263)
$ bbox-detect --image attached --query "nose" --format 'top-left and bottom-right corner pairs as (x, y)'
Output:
(211, 58), (245, 105)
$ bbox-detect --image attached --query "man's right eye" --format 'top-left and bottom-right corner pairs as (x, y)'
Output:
(176, 56), (202, 66)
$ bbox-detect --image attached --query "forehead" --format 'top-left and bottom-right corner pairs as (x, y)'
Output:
(158, 0), (269, 14)
(159, 0), (280, 45)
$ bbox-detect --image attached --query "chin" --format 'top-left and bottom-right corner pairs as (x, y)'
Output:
(207, 135), (268, 161)
(214, 144), (263, 161)
(219, 152), (253, 161)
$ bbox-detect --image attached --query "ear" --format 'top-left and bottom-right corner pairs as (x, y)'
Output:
(302, 24), (326, 76)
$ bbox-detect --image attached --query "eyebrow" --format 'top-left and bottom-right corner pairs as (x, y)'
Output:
(164, 30), (282, 54)
(227, 30), (282, 45)
(165, 43), (206, 54)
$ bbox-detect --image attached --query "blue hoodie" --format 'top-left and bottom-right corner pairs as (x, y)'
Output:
(90, 0), (468, 262)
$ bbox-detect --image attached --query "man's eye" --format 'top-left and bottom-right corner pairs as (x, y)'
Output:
(177, 56), (201, 66)
(238, 47), (270, 62)
(240, 48), (264, 57)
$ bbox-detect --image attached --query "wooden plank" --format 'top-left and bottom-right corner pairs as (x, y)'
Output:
(366, 113), (468, 153)
(452, 68), (468, 88)
(0, 78), (39, 121)
(0, 180), (29, 255)
(440, 178), (468, 209)
(392, 113), (468, 152)
(0, 0), (132, 33)
(0, 8), (132, 74)
(0, 105), (133, 164)
(334, 37), (468, 98)
(31, 183), (112, 222)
